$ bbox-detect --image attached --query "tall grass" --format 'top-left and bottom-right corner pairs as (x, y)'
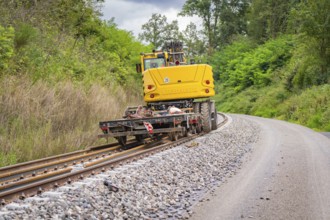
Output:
(278, 85), (330, 131)
(0, 76), (142, 167)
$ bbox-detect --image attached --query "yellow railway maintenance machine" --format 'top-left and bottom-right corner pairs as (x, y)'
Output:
(136, 41), (217, 132)
(99, 42), (218, 147)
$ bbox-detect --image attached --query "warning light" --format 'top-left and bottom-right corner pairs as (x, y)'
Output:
(175, 60), (180, 65)
(206, 80), (210, 85)
(147, 85), (153, 90)
(150, 94), (155, 98)
(205, 89), (209, 93)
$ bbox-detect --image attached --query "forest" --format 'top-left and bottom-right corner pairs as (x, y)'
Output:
(0, 0), (329, 166)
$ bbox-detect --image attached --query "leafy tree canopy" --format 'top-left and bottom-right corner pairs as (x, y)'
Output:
(138, 13), (168, 49)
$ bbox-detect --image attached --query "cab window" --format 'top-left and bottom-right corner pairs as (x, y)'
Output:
(144, 58), (165, 70)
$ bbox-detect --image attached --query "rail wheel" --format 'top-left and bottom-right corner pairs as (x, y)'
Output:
(182, 127), (188, 137)
(201, 102), (212, 132)
(117, 136), (127, 147)
(178, 125), (188, 137)
(135, 135), (143, 142)
(169, 132), (179, 141)
(153, 133), (162, 141)
(191, 125), (197, 134)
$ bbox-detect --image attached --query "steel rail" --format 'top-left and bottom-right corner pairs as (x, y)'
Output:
(0, 145), (120, 180)
(0, 143), (119, 175)
(0, 113), (228, 205)
(0, 135), (195, 204)
(0, 168), (72, 192)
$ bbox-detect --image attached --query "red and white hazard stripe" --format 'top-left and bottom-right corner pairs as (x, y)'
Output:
(143, 122), (154, 134)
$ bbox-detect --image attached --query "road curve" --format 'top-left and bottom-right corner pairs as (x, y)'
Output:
(191, 114), (330, 220)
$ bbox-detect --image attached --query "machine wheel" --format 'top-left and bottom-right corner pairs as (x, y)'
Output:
(201, 102), (212, 132)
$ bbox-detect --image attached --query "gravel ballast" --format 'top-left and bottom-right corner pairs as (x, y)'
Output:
(0, 114), (260, 219)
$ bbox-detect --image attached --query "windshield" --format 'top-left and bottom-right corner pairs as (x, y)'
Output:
(144, 58), (165, 70)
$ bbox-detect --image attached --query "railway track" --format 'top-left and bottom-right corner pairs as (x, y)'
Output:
(0, 113), (228, 205)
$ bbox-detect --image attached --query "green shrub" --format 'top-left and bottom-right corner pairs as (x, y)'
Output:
(213, 35), (293, 92)
(0, 25), (14, 69)
(14, 23), (37, 50)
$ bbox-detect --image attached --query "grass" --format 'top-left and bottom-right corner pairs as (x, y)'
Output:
(0, 75), (142, 167)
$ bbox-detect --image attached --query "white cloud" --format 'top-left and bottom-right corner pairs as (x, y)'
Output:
(101, 0), (202, 37)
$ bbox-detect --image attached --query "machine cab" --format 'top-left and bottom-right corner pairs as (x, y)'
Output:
(136, 41), (187, 73)
(144, 56), (166, 70)
(136, 51), (167, 73)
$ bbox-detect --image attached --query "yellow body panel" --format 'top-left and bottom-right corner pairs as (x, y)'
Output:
(143, 64), (215, 102)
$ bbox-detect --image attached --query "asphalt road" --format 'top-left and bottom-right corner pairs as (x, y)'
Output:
(191, 115), (330, 220)
(321, 132), (330, 139)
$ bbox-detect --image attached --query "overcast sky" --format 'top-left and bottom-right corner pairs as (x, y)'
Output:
(101, 0), (202, 37)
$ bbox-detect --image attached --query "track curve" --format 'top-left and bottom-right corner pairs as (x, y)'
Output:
(0, 113), (228, 205)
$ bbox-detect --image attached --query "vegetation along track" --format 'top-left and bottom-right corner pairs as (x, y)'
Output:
(0, 113), (228, 205)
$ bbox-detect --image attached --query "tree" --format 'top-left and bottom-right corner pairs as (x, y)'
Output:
(182, 22), (206, 59)
(246, 0), (267, 42)
(247, 0), (297, 42)
(211, 36), (292, 91)
(219, 0), (250, 44)
(297, 0), (330, 82)
(211, 36), (256, 81)
(138, 13), (168, 49)
(163, 20), (181, 41)
(180, 0), (250, 54)
(180, 0), (221, 54)
(0, 0), (104, 31)
(287, 0), (330, 88)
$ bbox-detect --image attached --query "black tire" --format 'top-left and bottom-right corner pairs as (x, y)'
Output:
(201, 102), (212, 132)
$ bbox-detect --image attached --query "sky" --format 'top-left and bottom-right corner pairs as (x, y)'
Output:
(101, 0), (202, 38)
